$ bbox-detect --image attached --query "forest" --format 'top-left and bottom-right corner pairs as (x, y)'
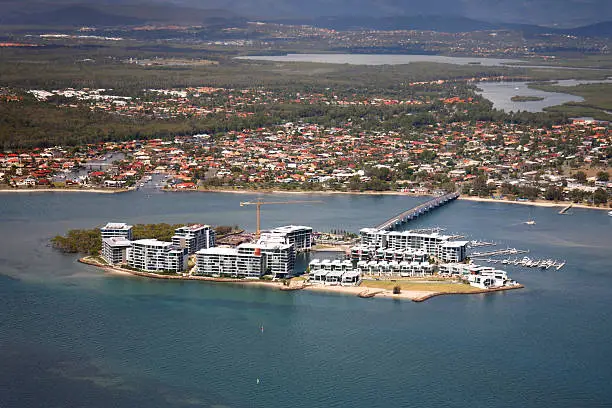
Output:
(0, 41), (589, 149)
(51, 223), (236, 255)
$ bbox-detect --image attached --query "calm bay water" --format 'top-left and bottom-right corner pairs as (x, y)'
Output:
(1, 190), (612, 407)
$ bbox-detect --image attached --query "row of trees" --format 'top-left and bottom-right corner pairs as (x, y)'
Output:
(52, 223), (188, 255)
(0, 62), (577, 150)
(462, 178), (609, 205)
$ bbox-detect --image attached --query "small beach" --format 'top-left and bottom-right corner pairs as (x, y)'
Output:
(458, 196), (611, 211)
(0, 188), (128, 194)
(183, 187), (611, 212)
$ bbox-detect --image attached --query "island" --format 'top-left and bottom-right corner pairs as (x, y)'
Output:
(56, 217), (529, 303)
(511, 95), (545, 102)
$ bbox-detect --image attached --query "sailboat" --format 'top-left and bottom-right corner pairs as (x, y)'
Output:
(524, 207), (536, 225)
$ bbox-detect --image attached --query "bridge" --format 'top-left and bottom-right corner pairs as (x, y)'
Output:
(375, 191), (460, 231)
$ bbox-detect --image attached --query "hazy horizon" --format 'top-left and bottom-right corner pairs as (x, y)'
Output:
(2, 0), (612, 27)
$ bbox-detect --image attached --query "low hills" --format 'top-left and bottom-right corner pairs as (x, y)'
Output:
(2, 0), (612, 39)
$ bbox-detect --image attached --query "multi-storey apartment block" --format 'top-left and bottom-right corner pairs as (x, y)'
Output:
(195, 241), (296, 279)
(172, 224), (215, 254)
(357, 228), (468, 263)
(194, 247), (264, 278)
(238, 242), (295, 278)
(101, 237), (132, 264)
(259, 225), (313, 252)
(127, 239), (188, 273)
(100, 222), (133, 240)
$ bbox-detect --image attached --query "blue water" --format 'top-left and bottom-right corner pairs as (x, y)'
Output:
(1, 191), (611, 407)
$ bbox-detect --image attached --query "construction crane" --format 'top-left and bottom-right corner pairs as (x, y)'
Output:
(239, 199), (323, 238)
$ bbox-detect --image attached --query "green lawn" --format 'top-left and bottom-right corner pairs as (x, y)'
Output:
(360, 279), (480, 293)
(529, 82), (612, 120)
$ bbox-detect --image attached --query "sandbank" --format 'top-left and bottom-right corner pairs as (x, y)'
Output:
(459, 196), (610, 211)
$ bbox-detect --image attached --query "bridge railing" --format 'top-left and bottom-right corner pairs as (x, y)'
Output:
(375, 192), (459, 230)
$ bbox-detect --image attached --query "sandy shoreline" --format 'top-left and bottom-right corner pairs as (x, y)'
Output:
(4, 185), (608, 212)
(186, 188), (429, 197)
(182, 188), (611, 212)
(459, 196), (611, 211)
(0, 188), (128, 194)
(80, 257), (524, 302)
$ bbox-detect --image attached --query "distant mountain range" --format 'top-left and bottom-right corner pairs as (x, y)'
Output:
(0, 1), (242, 27)
(165, 0), (612, 28)
(2, 0), (612, 38)
(276, 15), (612, 38)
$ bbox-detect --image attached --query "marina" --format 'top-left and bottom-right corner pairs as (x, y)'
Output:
(468, 240), (497, 248)
(471, 257), (566, 270)
(470, 248), (530, 257)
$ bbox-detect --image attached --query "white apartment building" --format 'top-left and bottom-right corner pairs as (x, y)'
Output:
(350, 245), (428, 263)
(101, 237), (132, 265)
(238, 242), (295, 278)
(440, 241), (468, 263)
(355, 260), (434, 277)
(195, 247), (264, 278)
(195, 241), (295, 279)
(259, 225), (313, 251)
(100, 222), (133, 240)
(308, 259), (361, 286)
(127, 239), (188, 273)
(358, 228), (468, 263)
(172, 224), (215, 254)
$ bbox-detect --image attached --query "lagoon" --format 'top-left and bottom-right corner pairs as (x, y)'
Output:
(476, 81), (584, 112)
(476, 79), (612, 113)
(1, 190), (612, 407)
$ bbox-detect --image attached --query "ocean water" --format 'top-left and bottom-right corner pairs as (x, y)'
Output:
(1, 190), (611, 408)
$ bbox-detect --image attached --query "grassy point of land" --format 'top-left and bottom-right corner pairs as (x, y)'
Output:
(529, 82), (612, 120)
(511, 95), (544, 102)
(360, 278), (481, 294)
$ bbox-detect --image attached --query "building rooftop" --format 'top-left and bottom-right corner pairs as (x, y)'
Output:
(176, 224), (211, 232)
(101, 222), (132, 230)
(131, 239), (172, 247)
(265, 225), (313, 233)
(239, 242), (293, 251)
(197, 247), (239, 256)
(102, 237), (132, 247)
(441, 241), (469, 248)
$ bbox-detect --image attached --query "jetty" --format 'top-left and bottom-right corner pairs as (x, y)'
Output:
(470, 248), (529, 257)
(559, 203), (573, 214)
(375, 192), (460, 231)
(471, 256), (566, 270)
(468, 240), (497, 248)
